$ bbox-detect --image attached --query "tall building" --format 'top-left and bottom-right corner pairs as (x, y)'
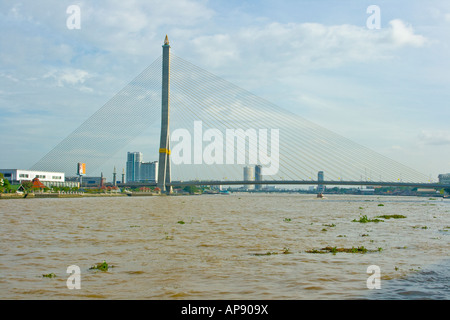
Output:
(317, 171), (325, 193)
(126, 152), (158, 183)
(255, 165), (262, 190)
(140, 161), (158, 183)
(126, 152), (143, 182)
(243, 166), (255, 190)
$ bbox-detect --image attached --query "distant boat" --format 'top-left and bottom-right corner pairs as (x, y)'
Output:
(203, 190), (219, 194)
(219, 190), (230, 195)
(317, 193), (324, 198)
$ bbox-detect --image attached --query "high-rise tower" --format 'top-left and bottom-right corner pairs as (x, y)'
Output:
(255, 165), (262, 190)
(157, 35), (172, 193)
(126, 151), (143, 182)
(243, 166), (255, 190)
(318, 171), (324, 193)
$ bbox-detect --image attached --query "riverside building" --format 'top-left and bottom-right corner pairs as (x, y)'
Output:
(0, 169), (79, 188)
(439, 173), (450, 184)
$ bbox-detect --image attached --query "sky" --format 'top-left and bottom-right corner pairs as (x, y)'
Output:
(1, 0), (449, 181)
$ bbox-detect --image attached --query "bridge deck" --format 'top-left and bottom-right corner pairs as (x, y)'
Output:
(118, 180), (450, 189)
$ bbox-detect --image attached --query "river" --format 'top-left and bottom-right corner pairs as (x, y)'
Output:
(0, 193), (449, 299)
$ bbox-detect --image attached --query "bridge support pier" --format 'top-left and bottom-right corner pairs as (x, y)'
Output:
(157, 35), (172, 194)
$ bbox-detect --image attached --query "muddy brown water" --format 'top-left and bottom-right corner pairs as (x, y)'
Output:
(1, 194), (449, 299)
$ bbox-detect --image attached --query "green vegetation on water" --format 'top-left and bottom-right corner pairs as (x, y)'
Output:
(412, 225), (428, 229)
(323, 223), (336, 227)
(89, 261), (112, 271)
(306, 246), (382, 254)
(375, 214), (407, 219)
(42, 273), (56, 278)
(253, 247), (291, 256)
(352, 215), (383, 223)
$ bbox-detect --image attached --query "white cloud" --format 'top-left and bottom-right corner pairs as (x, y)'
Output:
(76, 0), (215, 55)
(389, 19), (427, 47)
(43, 68), (93, 88)
(418, 130), (450, 146)
(0, 72), (20, 83)
(190, 34), (239, 67)
(186, 19), (428, 76)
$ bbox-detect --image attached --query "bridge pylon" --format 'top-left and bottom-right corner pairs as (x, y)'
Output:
(157, 35), (172, 194)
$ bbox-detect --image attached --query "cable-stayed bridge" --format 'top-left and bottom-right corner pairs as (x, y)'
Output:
(30, 36), (450, 191)
(122, 180), (448, 189)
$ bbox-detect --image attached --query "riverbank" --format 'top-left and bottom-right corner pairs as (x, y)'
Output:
(0, 192), (144, 199)
(1, 191), (447, 200)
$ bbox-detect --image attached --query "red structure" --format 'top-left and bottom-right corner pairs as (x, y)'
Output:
(31, 177), (46, 190)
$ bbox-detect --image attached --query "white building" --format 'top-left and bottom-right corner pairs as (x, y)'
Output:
(140, 161), (158, 183)
(255, 165), (262, 190)
(438, 173), (450, 184)
(0, 169), (64, 183)
(126, 152), (143, 182)
(243, 166), (255, 190)
(0, 169), (78, 188)
(317, 170), (325, 193)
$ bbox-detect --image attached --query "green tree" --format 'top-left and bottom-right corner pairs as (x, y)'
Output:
(183, 185), (200, 194)
(0, 173), (11, 193)
(21, 181), (33, 192)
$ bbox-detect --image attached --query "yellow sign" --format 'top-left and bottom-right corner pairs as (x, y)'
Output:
(77, 162), (86, 175)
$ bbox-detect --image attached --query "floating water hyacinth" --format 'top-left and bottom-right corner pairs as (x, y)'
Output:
(306, 246), (383, 254)
(375, 214), (406, 219)
(42, 273), (56, 278)
(352, 215), (383, 223)
(90, 261), (112, 271)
